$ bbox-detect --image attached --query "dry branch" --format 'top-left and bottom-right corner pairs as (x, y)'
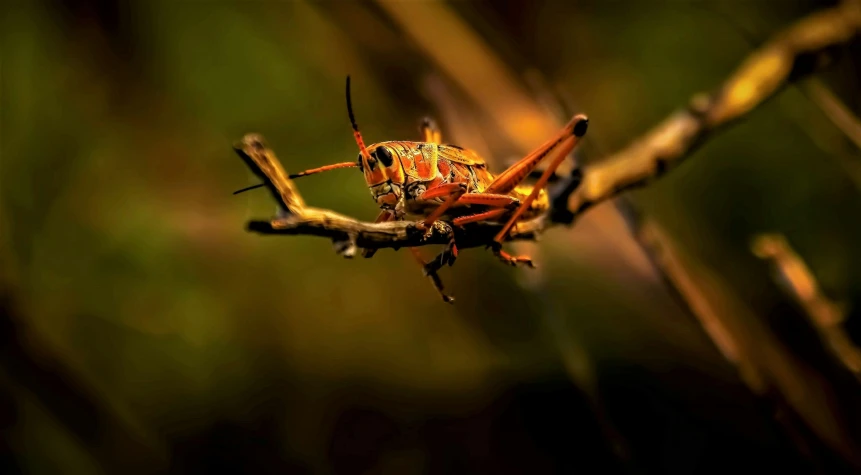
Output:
(802, 79), (861, 152)
(562, 0), (861, 219)
(752, 234), (861, 381)
(238, 2), (861, 255)
(234, 134), (546, 257)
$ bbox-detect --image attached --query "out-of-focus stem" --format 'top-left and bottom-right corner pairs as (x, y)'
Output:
(616, 198), (861, 469)
(802, 79), (861, 152)
(752, 234), (861, 381)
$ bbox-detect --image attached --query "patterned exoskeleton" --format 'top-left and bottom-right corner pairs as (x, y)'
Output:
(245, 77), (588, 302)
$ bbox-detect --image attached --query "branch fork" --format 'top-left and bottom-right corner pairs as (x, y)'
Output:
(233, 134), (548, 259)
(234, 0), (860, 260)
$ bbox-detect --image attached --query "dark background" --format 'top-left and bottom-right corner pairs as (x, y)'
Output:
(2, 0), (861, 473)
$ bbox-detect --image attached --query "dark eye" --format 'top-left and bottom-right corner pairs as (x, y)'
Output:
(356, 153), (364, 171)
(374, 147), (394, 167)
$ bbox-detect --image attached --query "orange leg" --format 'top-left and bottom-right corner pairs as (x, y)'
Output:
(452, 208), (508, 227)
(418, 187), (523, 272)
(454, 193), (519, 208)
(494, 133), (581, 244)
(488, 136), (580, 267)
(485, 115), (589, 267)
(485, 114), (588, 195)
(416, 182), (468, 230)
(418, 187), (520, 231)
(492, 247), (536, 268)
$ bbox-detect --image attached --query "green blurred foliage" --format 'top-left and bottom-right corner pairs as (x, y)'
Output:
(2, 0), (859, 473)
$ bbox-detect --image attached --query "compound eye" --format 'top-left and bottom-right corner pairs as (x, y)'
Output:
(356, 153), (364, 172)
(374, 147), (394, 167)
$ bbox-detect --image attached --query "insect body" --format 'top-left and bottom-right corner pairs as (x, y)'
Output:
(355, 140), (548, 224)
(245, 77), (588, 302)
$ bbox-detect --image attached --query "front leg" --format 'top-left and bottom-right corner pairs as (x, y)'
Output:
(410, 247), (455, 304)
(415, 182), (468, 231)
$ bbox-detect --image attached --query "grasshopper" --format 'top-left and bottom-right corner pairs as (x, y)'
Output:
(238, 77), (588, 302)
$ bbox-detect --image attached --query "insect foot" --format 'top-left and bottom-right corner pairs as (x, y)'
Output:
(490, 243), (536, 268)
(422, 256), (455, 304)
(409, 219), (453, 242)
(426, 270), (454, 304)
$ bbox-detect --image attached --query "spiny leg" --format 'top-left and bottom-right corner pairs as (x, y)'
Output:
(452, 208), (508, 227)
(416, 184), (522, 230)
(415, 185), (522, 233)
(455, 193), (519, 209)
(416, 184), (527, 255)
(485, 114), (589, 196)
(416, 182), (468, 231)
(417, 185), (523, 274)
(495, 122), (587, 243)
(489, 136), (580, 267)
(489, 115), (589, 266)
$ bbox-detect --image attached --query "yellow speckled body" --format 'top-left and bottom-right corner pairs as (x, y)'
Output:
(357, 140), (549, 222)
(280, 76), (589, 302)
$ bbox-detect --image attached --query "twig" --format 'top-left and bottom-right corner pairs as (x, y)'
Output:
(615, 199), (743, 368)
(752, 234), (861, 381)
(239, 2), (861, 253)
(561, 1), (861, 220)
(234, 133), (546, 256)
(369, 0), (652, 276)
(801, 79), (861, 152)
(684, 4), (861, 189)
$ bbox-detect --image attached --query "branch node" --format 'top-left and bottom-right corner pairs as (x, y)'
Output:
(333, 235), (358, 258)
(688, 93), (713, 117)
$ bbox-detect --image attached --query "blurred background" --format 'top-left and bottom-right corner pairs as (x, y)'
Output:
(3, 0), (861, 473)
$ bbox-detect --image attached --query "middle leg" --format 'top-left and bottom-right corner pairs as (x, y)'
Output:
(415, 182), (468, 231)
(417, 187), (521, 231)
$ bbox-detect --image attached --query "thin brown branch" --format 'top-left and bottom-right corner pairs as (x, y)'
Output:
(237, 3), (861, 258)
(234, 134), (545, 256)
(752, 234), (861, 381)
(562, 1), (861, 220)
(370, 0), (652, 277)
(802, 79), (861, 151)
